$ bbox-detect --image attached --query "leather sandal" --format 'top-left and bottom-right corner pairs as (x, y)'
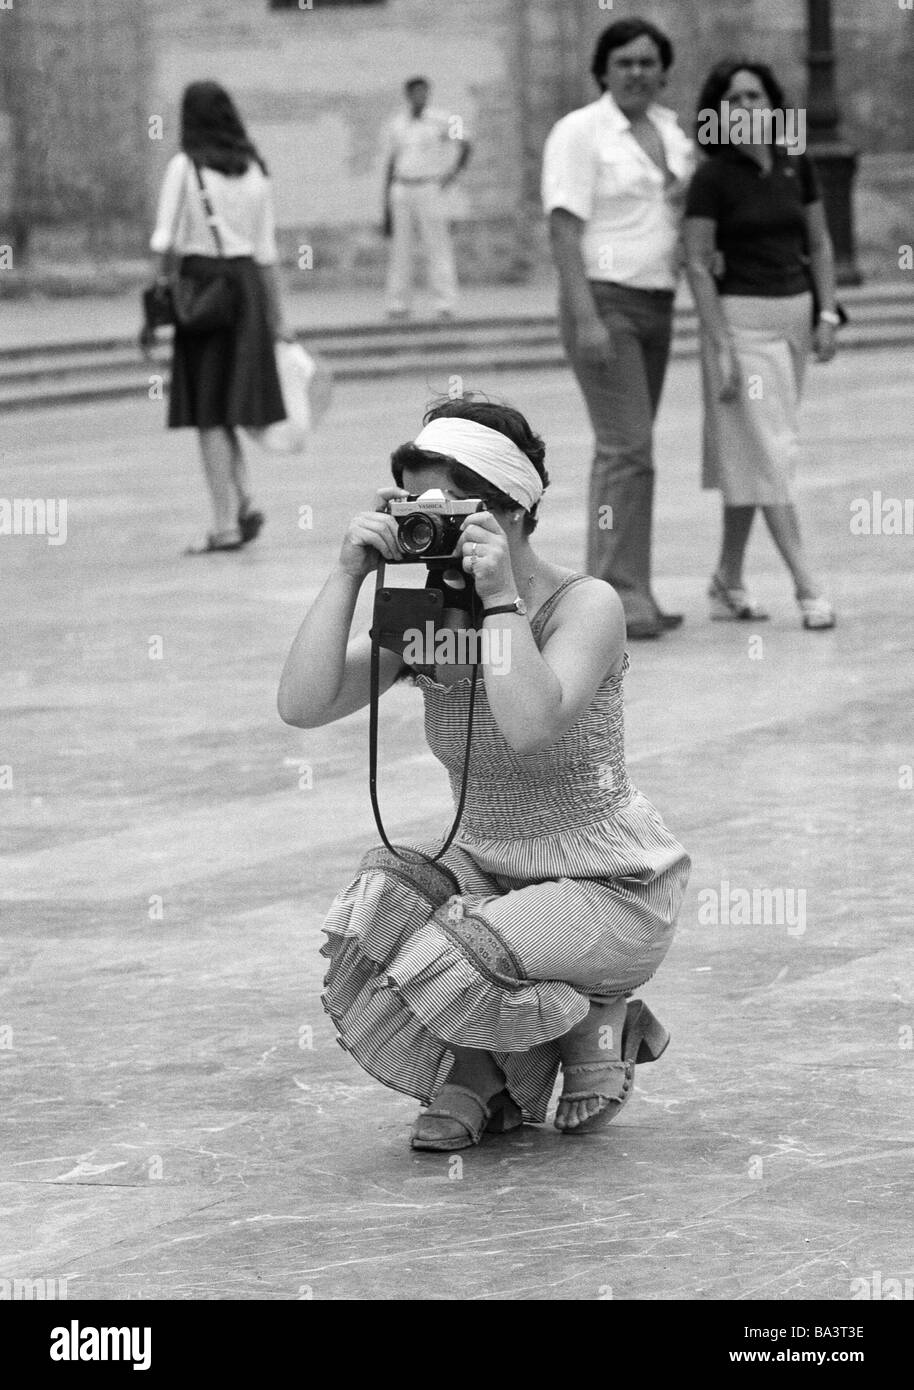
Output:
(708, 573), (769, 621)
(410, 1084), (523, 1152)
(622, 998), (671, 1064)
(557, 999), (670, 1136)
(184, 529), (244, 555)
(798, 595), (836, 630)
(558, 1059), (635, 1134)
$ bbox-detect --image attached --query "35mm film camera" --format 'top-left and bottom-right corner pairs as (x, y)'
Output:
(374, 492), (485, 656)
(387, 494), (484, 563)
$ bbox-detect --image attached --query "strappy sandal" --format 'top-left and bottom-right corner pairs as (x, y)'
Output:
(184, 528), (244, 555)
(798, 595), (836, 630)
(708, 573), (769, 621)
(410, 1085), (523, 1152)
(238, 505), (265, 544)
(557, 999), (670, 1137)
(557, 1059), (635, 1134)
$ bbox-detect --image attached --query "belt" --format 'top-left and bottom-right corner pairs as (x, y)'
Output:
(589, 280), (675, 298)
(393, 175), (440, 185)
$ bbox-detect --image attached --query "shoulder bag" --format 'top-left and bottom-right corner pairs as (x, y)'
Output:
(142, 160), (239, 339)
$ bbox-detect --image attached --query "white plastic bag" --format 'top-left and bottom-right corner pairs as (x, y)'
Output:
(254, 341), (333, 455)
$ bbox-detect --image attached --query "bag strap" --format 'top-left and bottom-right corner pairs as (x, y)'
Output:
(190, 160), (227, 259)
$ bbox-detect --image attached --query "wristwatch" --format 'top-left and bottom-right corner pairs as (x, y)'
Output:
(482, 597), (527, 619)
(818, 309), (842, 326)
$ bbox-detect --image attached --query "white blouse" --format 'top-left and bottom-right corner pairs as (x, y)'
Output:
(150, 152), (278, 265)
(382, 107), (465, 180)
(542, 93), (695, 290)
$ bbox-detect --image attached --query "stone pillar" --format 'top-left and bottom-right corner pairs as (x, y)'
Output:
(805, 0), (861, 284)
(513, 0), (591, 268)
(0, 0), (152, 265)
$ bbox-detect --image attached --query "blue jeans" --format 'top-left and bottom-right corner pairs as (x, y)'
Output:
(560, 282), (675, 625)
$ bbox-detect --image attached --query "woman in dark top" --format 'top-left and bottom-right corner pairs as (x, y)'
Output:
(684, 61), (840, 629)
(150, 82), (290, 554)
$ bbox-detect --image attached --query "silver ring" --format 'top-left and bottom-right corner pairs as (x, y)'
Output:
(470, 541), (477, 556)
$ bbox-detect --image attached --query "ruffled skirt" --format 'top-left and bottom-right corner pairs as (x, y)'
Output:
(321, 793), (690, 1122)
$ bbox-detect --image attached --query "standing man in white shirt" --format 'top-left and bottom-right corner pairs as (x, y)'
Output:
(542, 19), (695, 638)
(382, 76), (472, 320)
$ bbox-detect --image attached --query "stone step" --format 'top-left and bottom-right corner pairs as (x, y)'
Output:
(0, 324), (561, 383)
(0, 319), (910, 413)
(0, 280), (911, 367)
(0, 294), (911, 392)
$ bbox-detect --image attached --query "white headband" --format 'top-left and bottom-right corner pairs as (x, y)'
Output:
(412, 417), (544, 512)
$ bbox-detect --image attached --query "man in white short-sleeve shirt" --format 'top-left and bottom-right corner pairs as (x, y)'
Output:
(542, 18), (695, 638)
(381, 76), (471, 319)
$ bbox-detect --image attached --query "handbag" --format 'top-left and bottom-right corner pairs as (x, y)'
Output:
(248, 341), (334, 455)
(141, 160), (239, 339)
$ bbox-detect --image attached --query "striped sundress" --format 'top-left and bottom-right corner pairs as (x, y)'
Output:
(321, 575), (691, 1123)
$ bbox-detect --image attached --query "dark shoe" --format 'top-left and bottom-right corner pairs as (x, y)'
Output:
(238, 506), (265, 544)
(655, 610), (684, 631)
(184, 529), (244, 555)
(626, 618), (663, 640)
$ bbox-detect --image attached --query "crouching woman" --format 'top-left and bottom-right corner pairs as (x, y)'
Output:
(278, 395), (690, 1150)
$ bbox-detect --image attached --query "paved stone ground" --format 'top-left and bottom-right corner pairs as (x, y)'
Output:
(1, 347), (912, 1301)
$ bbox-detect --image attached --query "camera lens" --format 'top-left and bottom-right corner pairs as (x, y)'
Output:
(398, 514), (442, 556)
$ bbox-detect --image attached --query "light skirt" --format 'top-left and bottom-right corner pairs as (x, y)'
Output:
(701, 292), (813, 505)
(321, 793), (690, 1123)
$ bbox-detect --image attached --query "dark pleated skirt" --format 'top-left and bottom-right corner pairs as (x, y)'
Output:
(168, 255), (286, 429)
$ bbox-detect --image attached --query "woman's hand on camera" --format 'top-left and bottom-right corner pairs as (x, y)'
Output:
(459, 512), (517, 605)
(338, 487), (408, 578)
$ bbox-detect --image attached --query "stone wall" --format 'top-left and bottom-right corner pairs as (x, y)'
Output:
(146, 0), (530, 285)
(568, 0), (914, 154)
(528, 0), (914, 284)
(0, 0), (150, 260)
(1, 0), (911, 289)
(144, 0), (914, 286)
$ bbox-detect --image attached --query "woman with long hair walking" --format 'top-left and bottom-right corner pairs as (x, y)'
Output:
(150, 81), (290, 554)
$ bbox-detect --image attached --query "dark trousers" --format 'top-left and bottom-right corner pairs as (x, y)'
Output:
(560, 281), (675, 625)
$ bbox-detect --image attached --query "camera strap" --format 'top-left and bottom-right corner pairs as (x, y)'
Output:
(368, 566), (479, 869)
